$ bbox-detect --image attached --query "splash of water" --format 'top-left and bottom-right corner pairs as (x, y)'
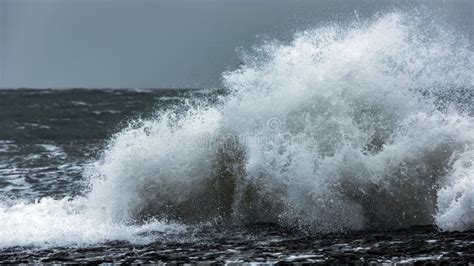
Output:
(0, 11), (473, 248)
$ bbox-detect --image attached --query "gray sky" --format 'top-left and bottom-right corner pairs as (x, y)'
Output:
(0, 0), (472, 89)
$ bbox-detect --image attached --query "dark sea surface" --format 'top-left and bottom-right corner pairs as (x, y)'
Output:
(0, 89), (473, 264)
(0, 89), (212, 199)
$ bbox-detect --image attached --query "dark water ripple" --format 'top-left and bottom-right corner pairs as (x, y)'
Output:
(1, 225), (473, 263)
(0, 89), (212, 199)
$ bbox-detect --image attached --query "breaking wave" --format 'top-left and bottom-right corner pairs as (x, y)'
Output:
(0, 11), (473, 248)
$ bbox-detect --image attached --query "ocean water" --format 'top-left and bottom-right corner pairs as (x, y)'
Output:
(0, 11), (473, 263)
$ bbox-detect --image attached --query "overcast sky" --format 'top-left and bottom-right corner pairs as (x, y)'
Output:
(0, 0), (472, 89)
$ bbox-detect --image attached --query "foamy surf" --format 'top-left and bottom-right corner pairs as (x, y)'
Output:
(0, 10), (473, 248)
(0, 197), (184, 248)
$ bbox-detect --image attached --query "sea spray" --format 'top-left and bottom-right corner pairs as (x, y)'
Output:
(88, 12), (473, 231)
(0, 11), (472, 248)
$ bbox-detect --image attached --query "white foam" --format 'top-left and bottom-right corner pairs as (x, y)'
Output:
(0, 197), (184, 248)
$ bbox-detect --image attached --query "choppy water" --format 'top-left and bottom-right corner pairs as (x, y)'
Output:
(1, 224), (473, 264)
(0, 89), (200, 199)
(1, 11), (474, 263)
